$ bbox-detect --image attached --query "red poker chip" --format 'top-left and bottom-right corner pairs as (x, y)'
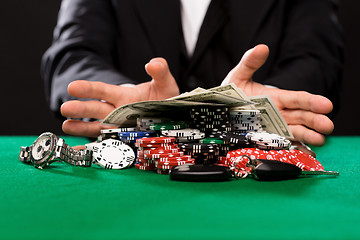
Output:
(135, 143), (178, 148)
(290, 150), (324, 171)
(136, 161), (155, 167)
(137, 157), (154, 164)
(155, 159), (195, 167)
(226, 148), (324, 172)
(143, 148), (180, 154)
(144, 152), (184, 159)
(135, 163), (156, 171)
(156, 155), (192, 162)
(138, 145), (178, 151)
(136, 137), (175, 144)
(156, 162), (195, 170)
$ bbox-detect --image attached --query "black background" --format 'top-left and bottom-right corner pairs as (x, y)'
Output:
(0, 0), (359, 136)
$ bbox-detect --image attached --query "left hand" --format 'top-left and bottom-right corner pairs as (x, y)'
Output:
(61, 57), (179, 137)
(221, 44), (334, 146)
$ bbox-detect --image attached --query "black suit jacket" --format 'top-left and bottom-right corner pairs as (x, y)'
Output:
(41, 0), (343, 117)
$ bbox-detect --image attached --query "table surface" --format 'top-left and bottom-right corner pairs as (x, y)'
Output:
(1, 135), (359, 240)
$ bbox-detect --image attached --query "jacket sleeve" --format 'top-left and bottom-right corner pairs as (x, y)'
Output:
(261, 0), (344, 109)
(41, 0), (135, 115)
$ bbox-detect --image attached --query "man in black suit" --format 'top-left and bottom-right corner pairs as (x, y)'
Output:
(42, 0), (343, 146)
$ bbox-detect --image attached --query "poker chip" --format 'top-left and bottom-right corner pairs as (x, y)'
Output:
(155, 159), (195, 167)
(135, 142), (176, 148)
(161, 128), (202, 137)
(142, 148), (180, 155)
(135, 163), (155, 171)
(101, 128), (137, 134)
(136, 137), (175, 144)
(246, 132), (291, 150)
(156, 155), (192, 162)
(144, 152), (184, 159)
(218, 132), (249, 145)
(118, 131), (154, 138)
(226, 148), (324, 171)
(199, 138), (225, 144)
(178, 143), (220, 153)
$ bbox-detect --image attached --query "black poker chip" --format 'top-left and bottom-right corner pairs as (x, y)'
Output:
(178, 143), (220, 153)
(218, 132), (249, 145)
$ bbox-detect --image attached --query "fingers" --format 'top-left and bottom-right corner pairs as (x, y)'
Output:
(289, 125), (326, 146)
(61, 100), (115, 120)
(145, 58), (179, 98)
(62, 119), (104, 138)
(67, 80), (123, 104)
(222, 44), (269, 85)
(281, 109), (334, 135)
(275, 89), (333, 114)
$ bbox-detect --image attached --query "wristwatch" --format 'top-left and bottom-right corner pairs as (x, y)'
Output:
(86, 138), (135, 169)
(19, 132), (92, 169)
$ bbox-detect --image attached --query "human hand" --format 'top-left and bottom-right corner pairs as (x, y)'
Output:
(61, 58), (179, 138)
(221, 44), (334, 146)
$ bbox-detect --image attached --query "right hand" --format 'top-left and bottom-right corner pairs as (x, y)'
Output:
(61, 57), (179, 138)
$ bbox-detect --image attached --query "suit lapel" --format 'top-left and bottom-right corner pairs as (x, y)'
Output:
(132, 0), (181, 78)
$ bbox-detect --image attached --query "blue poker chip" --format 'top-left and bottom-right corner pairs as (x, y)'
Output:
(118, 131), (154, 138)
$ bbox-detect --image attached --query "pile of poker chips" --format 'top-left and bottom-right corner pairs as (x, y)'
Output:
(135, 137), (194, 174)
(97, 105), (327, 177)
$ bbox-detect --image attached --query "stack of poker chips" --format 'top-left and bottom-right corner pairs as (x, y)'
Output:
(245, 132), (291, 150)
(135, 137), (194, 174)
(229, 109), (263, 133)
(178, 143), (220, 164)
(189, 107), (231, 137)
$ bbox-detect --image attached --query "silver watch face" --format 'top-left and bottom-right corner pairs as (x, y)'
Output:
(31, 132), (57, 166)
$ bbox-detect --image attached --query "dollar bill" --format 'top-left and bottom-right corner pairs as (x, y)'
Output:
(250, 95), (294, 139)
(170, 86), (253, 106)
(209, 83), (257, 110)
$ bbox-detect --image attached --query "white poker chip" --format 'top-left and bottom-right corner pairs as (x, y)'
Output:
(91, 139), (135, 169)
(101, 128), (137, 134)
(246, 132), (287, 144)
(161, 128), (202, 137)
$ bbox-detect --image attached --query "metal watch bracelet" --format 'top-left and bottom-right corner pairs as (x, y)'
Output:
(54, 138), (92, 167)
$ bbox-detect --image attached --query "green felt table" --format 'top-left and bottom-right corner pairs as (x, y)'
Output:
(1, 135), (359, 240)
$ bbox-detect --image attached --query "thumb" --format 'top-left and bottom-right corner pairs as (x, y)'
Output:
(145, 57), (179, 97)
(221, 44), (269, 85)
